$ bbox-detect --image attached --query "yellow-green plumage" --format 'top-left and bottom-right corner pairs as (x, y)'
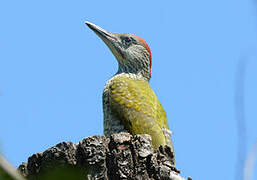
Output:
(108, 76), (171, 149)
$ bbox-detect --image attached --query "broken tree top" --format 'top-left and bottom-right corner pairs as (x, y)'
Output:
(18, 133), (188, 180)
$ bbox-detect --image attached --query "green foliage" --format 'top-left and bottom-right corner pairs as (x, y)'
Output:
(0, 156), (86, 180)
(36, 166), (86, 180)
(0, 168), (16, 180)
(0, 155), (26, 180)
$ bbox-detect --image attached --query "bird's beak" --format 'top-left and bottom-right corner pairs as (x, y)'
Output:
(85, 21), (124, 60)
(85, 21), (116, 42)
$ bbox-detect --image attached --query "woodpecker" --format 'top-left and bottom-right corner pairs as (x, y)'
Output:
(86, 21), (175, 163)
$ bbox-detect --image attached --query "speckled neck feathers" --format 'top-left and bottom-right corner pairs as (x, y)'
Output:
(116, 43), (151, 81)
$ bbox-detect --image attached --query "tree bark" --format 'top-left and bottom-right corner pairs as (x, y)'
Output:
(18, 133), (188, 180)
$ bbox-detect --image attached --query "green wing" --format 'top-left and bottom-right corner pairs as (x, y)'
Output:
(109, 76), (170, 148)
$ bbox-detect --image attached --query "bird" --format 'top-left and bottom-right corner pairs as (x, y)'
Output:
(85, 21), (175, 163)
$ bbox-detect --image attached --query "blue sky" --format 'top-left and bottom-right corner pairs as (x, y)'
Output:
(0, 0), (257, 179)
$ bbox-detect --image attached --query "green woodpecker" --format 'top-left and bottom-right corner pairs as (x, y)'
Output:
(86, 21), (175, 162)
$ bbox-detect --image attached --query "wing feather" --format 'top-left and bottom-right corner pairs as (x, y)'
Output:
(108, 76), (171, 148)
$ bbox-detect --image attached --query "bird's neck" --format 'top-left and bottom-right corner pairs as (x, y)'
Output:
(115, 71), (148, 82)
(117, 64), (150, 81)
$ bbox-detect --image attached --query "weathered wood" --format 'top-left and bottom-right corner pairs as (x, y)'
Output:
(18, 133), (187, 180)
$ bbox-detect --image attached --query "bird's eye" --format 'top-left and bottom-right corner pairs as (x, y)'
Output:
(124, 37), (132, 44)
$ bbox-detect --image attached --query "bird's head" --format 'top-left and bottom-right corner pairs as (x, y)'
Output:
(86, 21), (152, 81)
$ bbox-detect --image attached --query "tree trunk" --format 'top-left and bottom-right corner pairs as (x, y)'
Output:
(18, 132), (189, 180)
